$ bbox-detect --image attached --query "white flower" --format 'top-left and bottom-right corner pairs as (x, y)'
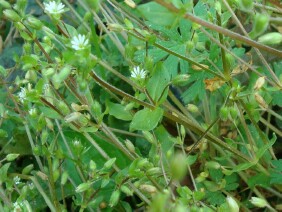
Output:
(18, 87), (26, 103)
(71, 34), (89, 50)
(28, 182), (34, 190)
(29, 108), (37, 116)
(73, 139), (81, 147)
(131, 66), (147, 79)
(13, 176), (21, 185)
(250, 197), (268, 208)
(13, 201), (24, 212)
(43, 1), (65, 14)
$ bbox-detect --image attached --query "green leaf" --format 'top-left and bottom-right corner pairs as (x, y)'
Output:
(255, 133), (276, 159)
(146, 63), (170, 104)
(107, 102), (133, 121)
(138, 2), (177, 27)
(247, 173), (270, 189)
(39, 106), (61, 119)
(130, 107), (163, 131)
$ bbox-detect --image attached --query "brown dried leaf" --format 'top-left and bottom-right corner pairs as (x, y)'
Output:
(204, 77), (226, 92)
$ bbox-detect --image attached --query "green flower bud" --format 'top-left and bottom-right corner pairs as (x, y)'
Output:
(22, 164), (34, 174)
(137, 158), (150, 169)
(3, 9), (21, 22)
(250, 197), (268, 208)
(186, 41), (194, 53)
(26, 16), (43, 30)
(125, 139), (135, 153)
(41, 130), (48, 144)
(107, 23), (124, 32)
(203, 180), (221, 192)
(229, 106), (238, 120)
(192, 33), (199, 44)
(125, 0), (136, 8)
(109, 190), (120, 207)
(90, 101), (102, 119)
(258, 32), (282, 45)
(83, 12), (92, 22)
(142, 131), (157, 145)
(205, 161), (221, 169)
(170, 153), (187, 181)
(250, 14), (269, 38)
(225, 53), (235, 71)
(61, 171), (68, 185)
(6, 153), (20, 161)
(144, 56), (154, 72)
(120, 185), (133, 196)
(103, 158), (116, 169)
(57, 100), (70, 116)
(89, 160), (96, 171)
(124, 18), (134, 29)
(78, 80), (88, 94)
(220, 106), (229, 121)
(226, 196), (239, 212)
(140, 184), (157, 193)
(25, 70), (37, 82)
(146, 167), (161, 175)
(64, 112), (81, 123)
(124, 102), (135, 111)
(76, 181), (93, 193)
(171, 74), (190, 86)
(0, 0), (11, 9)
(186, 104), (199, 113)
(239, 0), (253, 11)
(215, 1), (221, 14)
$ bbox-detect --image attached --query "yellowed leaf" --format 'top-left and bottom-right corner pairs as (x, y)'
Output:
(204, 77), (226, 92)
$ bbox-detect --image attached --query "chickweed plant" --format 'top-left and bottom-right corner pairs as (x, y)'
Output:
(0, 0), (282, 211)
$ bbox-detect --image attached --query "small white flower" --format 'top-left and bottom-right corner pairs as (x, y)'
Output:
(13, 176), (21, 185)
(29, 108), (37, 116)
(43, 1), (65, 14)
(18, 87), (26, 103)
(13, 201), (24, 212)
(131, 66), (147, 79)
(28, 182), (34, 190)
(71, 34), (89, 50)
(73, 139), (81, 147)
(250, 197), (268, 208)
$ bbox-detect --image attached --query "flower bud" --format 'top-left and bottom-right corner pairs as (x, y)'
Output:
(220, 106), (229, 121)
(120, 185), (133, 196)
(254, 93), (268, 109)
(239, 0), (253, 11)
(250, 14), (269, 38)
(186, 41), (194, 53)
(137, 158), (150, 169)
(64, 112), (81, 123)
(172, 74), (190, 86)
(53, 169), (60, 182)
(186, 104), (199, 113)
(6, 153), (20, 161)
(3, 9), (21, 22)
(250, 197), (268, 208)
(254, 76), (266, 90)
(125, 0), (136, 8)
(226, 196), (239, 212)
(0, 0), (11, 9)
(146, 167), (161, 176)
(170, 153), (187, 181)
(125, 139), (135, 153)
(103, 158), (116, 169)
(22, 164), (34, 174)
(139, 184), (157, 193)
(42, 68), (55, 79)
(205, 161), (221, 169)
(142, 131), (157, 145)
(109, 190), (120, 207)
(89, 160), (96, 171)
(258, 32), (282, 45)
(26, 16), (43, 30)
(76, 181), (93, 193)
(61, 171), (68, 185)
(90, 101), (102, 119)
(57, 100), (70, 116)
(107, 23), (124, 32)
(229, 106), (238, 120)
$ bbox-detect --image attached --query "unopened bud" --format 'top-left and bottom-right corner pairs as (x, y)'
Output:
(124, 0), (136, 8)
(76, 181), (93, 193)
(65, 112), (81, 123)
(108, 23), (124, 32)
(186, 104), (199, 113)
(258, 32), (282, 45)
(137, 158), (150, 169)
(239, 0), (253, 11)
(254, 76), (266, 90)
(22, 164), (34, 174)
(250, 197), (268, 208)
(104, 158), (116, 169)
(250, 14), (269, 38)
(109, 190), (120, 207)
(254, 93), (268, 109)
(120, 185), (133, 196)
(146, 167), (161, 175)
(142, 131), (156, 145)
(26, 16), (43, 30)
(125, 139), (135, 153)
(89, 160), (96, 171)
(61, 171), (68, 185)
(42, 68), (55, 79)
(226, 196), (239, 212)
(3, 9), (21, 22)
(170, 153), (187, 181)
(57, 101), (70, 116)
(172, 74), (190, 86)
(139, 184), (157, 193)
(6, 153), (20, 161)
(205, 161), (221, 169)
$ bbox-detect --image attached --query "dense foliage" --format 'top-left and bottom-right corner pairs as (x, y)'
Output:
(0, 0), (282, 211)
